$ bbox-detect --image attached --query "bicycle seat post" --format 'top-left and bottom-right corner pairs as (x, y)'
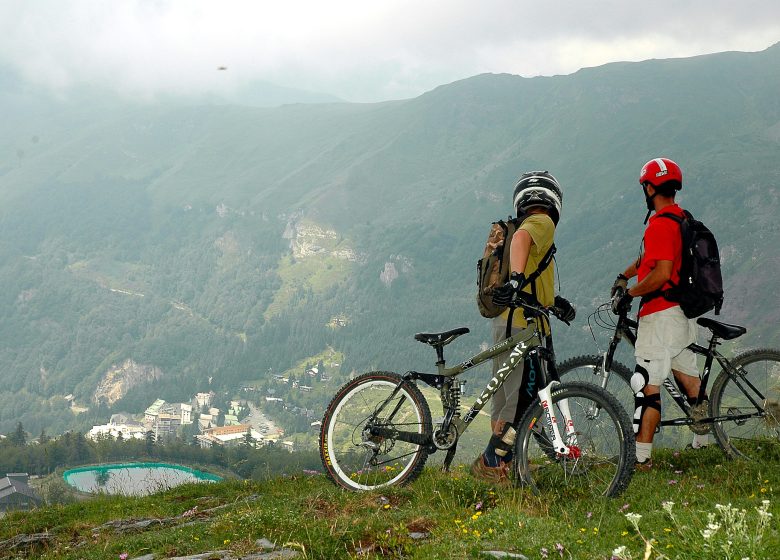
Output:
(435, 345), (445, 367)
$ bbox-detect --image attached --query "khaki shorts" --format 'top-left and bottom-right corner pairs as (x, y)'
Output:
(635, 306), (699, 386)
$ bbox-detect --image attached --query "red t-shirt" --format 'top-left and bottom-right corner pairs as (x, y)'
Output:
(637, 204), (684, 317)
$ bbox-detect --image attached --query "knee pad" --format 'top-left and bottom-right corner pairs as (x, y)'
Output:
(631, 364), (661, 434)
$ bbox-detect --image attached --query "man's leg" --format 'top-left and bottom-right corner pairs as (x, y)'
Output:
(631, 360), (662, 464)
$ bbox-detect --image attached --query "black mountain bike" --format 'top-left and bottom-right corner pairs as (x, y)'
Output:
(558, 303), (780, 460)
(320, 300), (635, 497)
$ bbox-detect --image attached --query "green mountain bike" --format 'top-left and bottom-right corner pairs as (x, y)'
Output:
(319, 300), (635, 497)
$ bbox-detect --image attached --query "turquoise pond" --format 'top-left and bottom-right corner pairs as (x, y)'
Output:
(63, 463), (221, 496)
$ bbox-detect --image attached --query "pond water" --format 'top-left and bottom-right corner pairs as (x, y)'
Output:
(63, 463), (221, 496)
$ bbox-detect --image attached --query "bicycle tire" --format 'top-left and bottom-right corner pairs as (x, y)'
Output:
(512, 382), (635, 498)
(557, 354), (633, 409)
(319, 371), (433, 491)
(710, 348), (780, 461)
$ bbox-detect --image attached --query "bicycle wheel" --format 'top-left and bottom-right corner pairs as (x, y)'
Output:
(320, 371), (433, 491)
(557, 355), (633, 414)
(513, 382), (635, 498)
(710, 349), (780, 461)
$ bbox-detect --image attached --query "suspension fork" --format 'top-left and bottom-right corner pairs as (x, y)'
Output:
(530, 348), (577, 455)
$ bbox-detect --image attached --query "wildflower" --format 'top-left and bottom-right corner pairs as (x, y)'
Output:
(119, 554), (128, 560)
(611, 545), (628, 560)
(625, 512), (642, 532)
(586, 511), (593, 519)
(541, 547), (549, 559)
(668, 479), (678, 485)
(579, 527), (586, 533)
(619, 503), (630, 512)
(475, 501), (483, 511)
(662, 501), (675, 515)
(621, 531), (629, 536)
(224, 539), (231, 545)
(384, 504), (390, 510)
(697, 484), (706, 489)
(674, 470), (683, 474)
(664, 528), (672, 533)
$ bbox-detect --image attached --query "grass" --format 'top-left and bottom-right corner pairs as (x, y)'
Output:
(2, 445), (778, 559)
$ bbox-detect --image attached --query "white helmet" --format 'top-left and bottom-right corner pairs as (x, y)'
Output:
(512, 171), (563, 225)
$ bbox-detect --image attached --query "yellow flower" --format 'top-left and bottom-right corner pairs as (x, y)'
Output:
(384, 504), (390, 509)
(664, 528), (672, 533)
(760, 488), (767, 493)
(580, 528), (586, 533)
(224, 539), (231, 545)
(593, 528), (599, 533)
(621, 531), (628, 536)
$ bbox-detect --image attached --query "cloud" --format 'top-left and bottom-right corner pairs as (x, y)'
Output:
(0, 0), (778, 102)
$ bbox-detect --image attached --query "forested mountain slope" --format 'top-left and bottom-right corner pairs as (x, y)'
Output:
(1, 44), (778, 434)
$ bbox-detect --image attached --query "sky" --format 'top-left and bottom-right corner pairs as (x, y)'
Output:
(1, 0), (779, 103)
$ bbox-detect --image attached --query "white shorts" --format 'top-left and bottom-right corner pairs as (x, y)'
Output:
(635, 306), (699, 386)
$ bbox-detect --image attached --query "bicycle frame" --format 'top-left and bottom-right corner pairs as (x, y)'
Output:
(368, 313), (578, 466)
(602, 312), (768, 428)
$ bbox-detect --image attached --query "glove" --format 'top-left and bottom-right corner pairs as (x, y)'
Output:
(491, 272), (528, 307)
(611, 291), (634, 315)
(611, 274), (628, 299)
(551, 295), (576, 324)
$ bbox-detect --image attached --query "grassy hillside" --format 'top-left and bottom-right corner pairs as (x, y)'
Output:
(1, 448), (778, 559)
(0, 45), (779, 436)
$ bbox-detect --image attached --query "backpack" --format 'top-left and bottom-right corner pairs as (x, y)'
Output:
(476, 217), (556, 318)
(648, 210), (724, 318)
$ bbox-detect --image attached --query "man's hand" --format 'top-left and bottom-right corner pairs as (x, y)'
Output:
(611, 274), (628, 299)
(491, 272), (527, 307)
(611, 291), (633, 315)
(551, 295), (576, 324)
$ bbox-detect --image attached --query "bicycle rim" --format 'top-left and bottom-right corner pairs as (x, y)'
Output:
(514, 382), (634, 498)
(320, 373), (431, 490)
(712, 349), (780, 461)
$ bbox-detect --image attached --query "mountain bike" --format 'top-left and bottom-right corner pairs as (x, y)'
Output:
(558, 303), (780, 460)
(319, 300), (635, 497)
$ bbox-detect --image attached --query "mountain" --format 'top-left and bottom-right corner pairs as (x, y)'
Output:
(1, 45), (779, 435)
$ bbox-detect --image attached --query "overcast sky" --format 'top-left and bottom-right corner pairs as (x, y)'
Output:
(1, 0), (779, 103)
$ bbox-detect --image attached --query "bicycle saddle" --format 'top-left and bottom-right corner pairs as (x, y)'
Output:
(414, 327), (470, 346)
(696, 317), (746, 340)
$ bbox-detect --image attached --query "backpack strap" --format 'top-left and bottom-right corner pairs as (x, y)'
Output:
(504, 243), (556, 339)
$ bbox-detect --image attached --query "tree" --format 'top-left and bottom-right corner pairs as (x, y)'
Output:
(9, 422), (26, 446)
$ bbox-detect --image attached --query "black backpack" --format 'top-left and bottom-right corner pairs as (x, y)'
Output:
(645, 210), (724, 318)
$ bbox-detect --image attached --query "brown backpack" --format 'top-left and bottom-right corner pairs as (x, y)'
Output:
(476, 217), (555, 318)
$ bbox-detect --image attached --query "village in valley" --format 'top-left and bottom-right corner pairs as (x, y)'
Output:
(84, 352), (342, 452)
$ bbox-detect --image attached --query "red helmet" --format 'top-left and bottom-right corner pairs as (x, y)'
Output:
(639, 158), (682, 189)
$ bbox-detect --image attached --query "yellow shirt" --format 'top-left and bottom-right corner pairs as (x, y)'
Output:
(497, 213), (556, 329)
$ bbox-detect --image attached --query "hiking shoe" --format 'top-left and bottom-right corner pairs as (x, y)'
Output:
(634, 459), (653, 472)
(470, 455), (510, 485)
(689, 399), (711, 435)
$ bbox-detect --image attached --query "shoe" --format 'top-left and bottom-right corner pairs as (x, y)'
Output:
(684, 443), (709, 451)
(470, 455), (510, 485)
(634, 459), (652, 472)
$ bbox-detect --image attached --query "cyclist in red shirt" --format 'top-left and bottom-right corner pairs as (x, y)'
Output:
(611, 158), (709, 470)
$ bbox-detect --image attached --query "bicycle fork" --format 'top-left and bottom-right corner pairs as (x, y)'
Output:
(537, 381), (578, 456)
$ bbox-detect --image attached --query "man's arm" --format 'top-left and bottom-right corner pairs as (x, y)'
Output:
(509, 229), (533, 274)
(628, 260), (673, 297)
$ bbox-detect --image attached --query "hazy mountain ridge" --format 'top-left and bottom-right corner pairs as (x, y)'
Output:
(1, 45), (779, 435)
